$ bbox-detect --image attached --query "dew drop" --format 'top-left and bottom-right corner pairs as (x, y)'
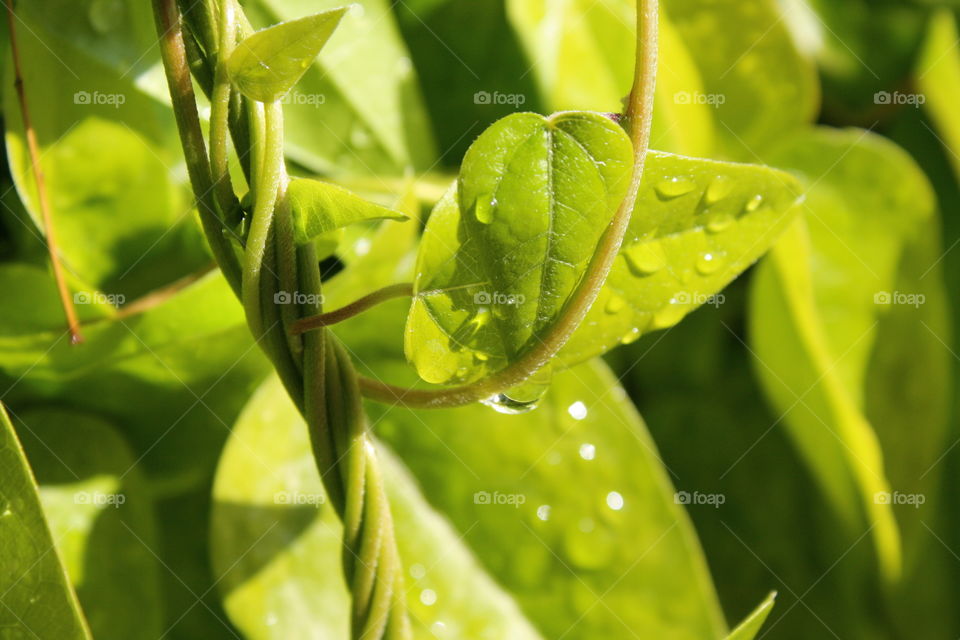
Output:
(695, 252), (723, 275)
(655, 176), (696, 200)
(536, 504), (552, 521)
(744, 194), (764, 213)
(409, 563), (427, 580)
(606, 491), (625, 511)
(604, 294), (626, 314)
(475, 195), (495, 224)
(567, 401), (588, 421)
(706, 213), (734, 233)
(650, 298), (688, 330)
(704, 176), (733, 204)
(579, 443), (596, 461)
(620, 327), (641, 345)
(420, 589), (437, 606)
(624, 242), (666, 276)
(481, 368), (550, 414)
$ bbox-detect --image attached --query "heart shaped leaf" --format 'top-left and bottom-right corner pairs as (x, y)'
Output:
(287, 178), (408, 244)
(405, 111), (633, 385)
(228, 7), (349, 102)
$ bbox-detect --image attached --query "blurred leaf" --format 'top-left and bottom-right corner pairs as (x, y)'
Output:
(506, 2), (715, 155)
(287, 178), (407, 244)
(0, 403), (90, 639)
(228, 8), (348, 102)
(404, 111), (632, 385)
(16, 408), (163, 640)
(246, 0), (436, 175)
(3, 4), (210, 299)
(210, 375), (543, 639)
(557, 151), (801, 367)
(665, 0), (819, 159)
(917, 9), (960, 178)
(725, 592), (776, 640)
(749, 127), (946, 581)
(0, 265), (268, 490)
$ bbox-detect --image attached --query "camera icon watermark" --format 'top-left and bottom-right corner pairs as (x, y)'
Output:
(274, 291), (325, 306)
(473, 490), (526, 508)
(473, 290), (525, 306)
(673, 91), (726, 107)
(874, 91), (925, 107)
(73, 90), (126, 108)
(874, 491), (925, 508)
(74, 291), (125, 308)
(874, 290), (925, 308)
(674, 490), (725, 508)
(473, 90), (526, 107)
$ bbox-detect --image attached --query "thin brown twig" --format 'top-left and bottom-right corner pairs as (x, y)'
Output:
(5, 0), (83, 344)
(290, 283), (413, 334)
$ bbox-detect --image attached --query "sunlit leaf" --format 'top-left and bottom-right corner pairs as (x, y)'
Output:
(0, 403), (91, 640)
(725, 592), (776, 640)
(404, 111), (633, 385)
(748, 127), (946, 581)
(228, 8), (348, 102)
(917, 9), (960, 178)
(286, 178), (408, 244)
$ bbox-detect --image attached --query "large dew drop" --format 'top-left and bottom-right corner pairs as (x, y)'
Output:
(655, 176), (697, 200)
(624, 242), (666, 276)
(704, 176), (734, 204)
(475, 195), (496, 224)
(481, 367), (552, 414)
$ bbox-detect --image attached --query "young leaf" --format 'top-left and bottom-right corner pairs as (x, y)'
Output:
(557, 152), (801, 367)
(405, 111), (633, 385)
(228, 7), (348, 102)
(725, 592), (776, 640)
(286, 178), (408, 244)
(0, 403), (91, 640)
(748, 127), (945, 581)
(405, 138), (801, 384)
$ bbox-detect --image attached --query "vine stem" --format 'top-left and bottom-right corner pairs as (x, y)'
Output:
(5, 0), (83, 344)
(359, 0), (659, 409)
(291, 283), (414, 334)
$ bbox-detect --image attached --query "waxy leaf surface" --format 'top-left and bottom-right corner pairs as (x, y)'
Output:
(228, 8), (348, 102)
(287, 178), (407, 244)
(405, 111), (633, 385)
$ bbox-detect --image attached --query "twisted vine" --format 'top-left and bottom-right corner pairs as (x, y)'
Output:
(152, 0), (410, 636)
(153, 0), (657, 636)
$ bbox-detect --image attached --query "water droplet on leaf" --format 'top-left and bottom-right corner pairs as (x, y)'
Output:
(744, 194), (764, 213)
(624, 242), (665, 275)
(695, 252), (723, 275)
(655, 176), (696, 200)
(704, 176), (733, 204)
(604, 294), (626, 314)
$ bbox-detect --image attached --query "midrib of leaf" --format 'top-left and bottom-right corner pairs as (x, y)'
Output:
(771, 222), (900, 580)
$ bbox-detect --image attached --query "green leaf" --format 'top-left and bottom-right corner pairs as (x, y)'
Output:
(210, 375), (543, 639)
(211, 360), (728, 638)
(725, 592), (776, 640)
(246, 0), (437, 175)
(918, 9), (960, 179)
(664, 0), (819, 159)
(558, 152), (801, 367)
(15, 408), (163, 640)
(506, 2), (715, 156)
(228, 7), (349, 102)
(748, 127), (945, 581)
(286, 178), (408, 244)
(404, 111), (633, 385)
(0, 403), (91, 640)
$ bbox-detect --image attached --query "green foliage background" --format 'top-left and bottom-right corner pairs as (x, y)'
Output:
(1, 0), (959, 638)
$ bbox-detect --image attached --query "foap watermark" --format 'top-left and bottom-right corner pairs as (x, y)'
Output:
(874, 91), (925, 108)
(674, 490), (725, 508)
(274, 490), (326, 507)
(474, 290), (525, 306)
(474, 90), (526, 107)
(473, 490), (526, 508)
(281, 92), (327, 107)
(74, 90), (126, 108)
(874, 290), (925, 308)
(74, 291), (125, 308)
(274, 290), (325, 306)
(75, 491), (125, 508)
(674, 291), (725, 308)
(674, 91), (726, 107)
(874, 491), (925, 509)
